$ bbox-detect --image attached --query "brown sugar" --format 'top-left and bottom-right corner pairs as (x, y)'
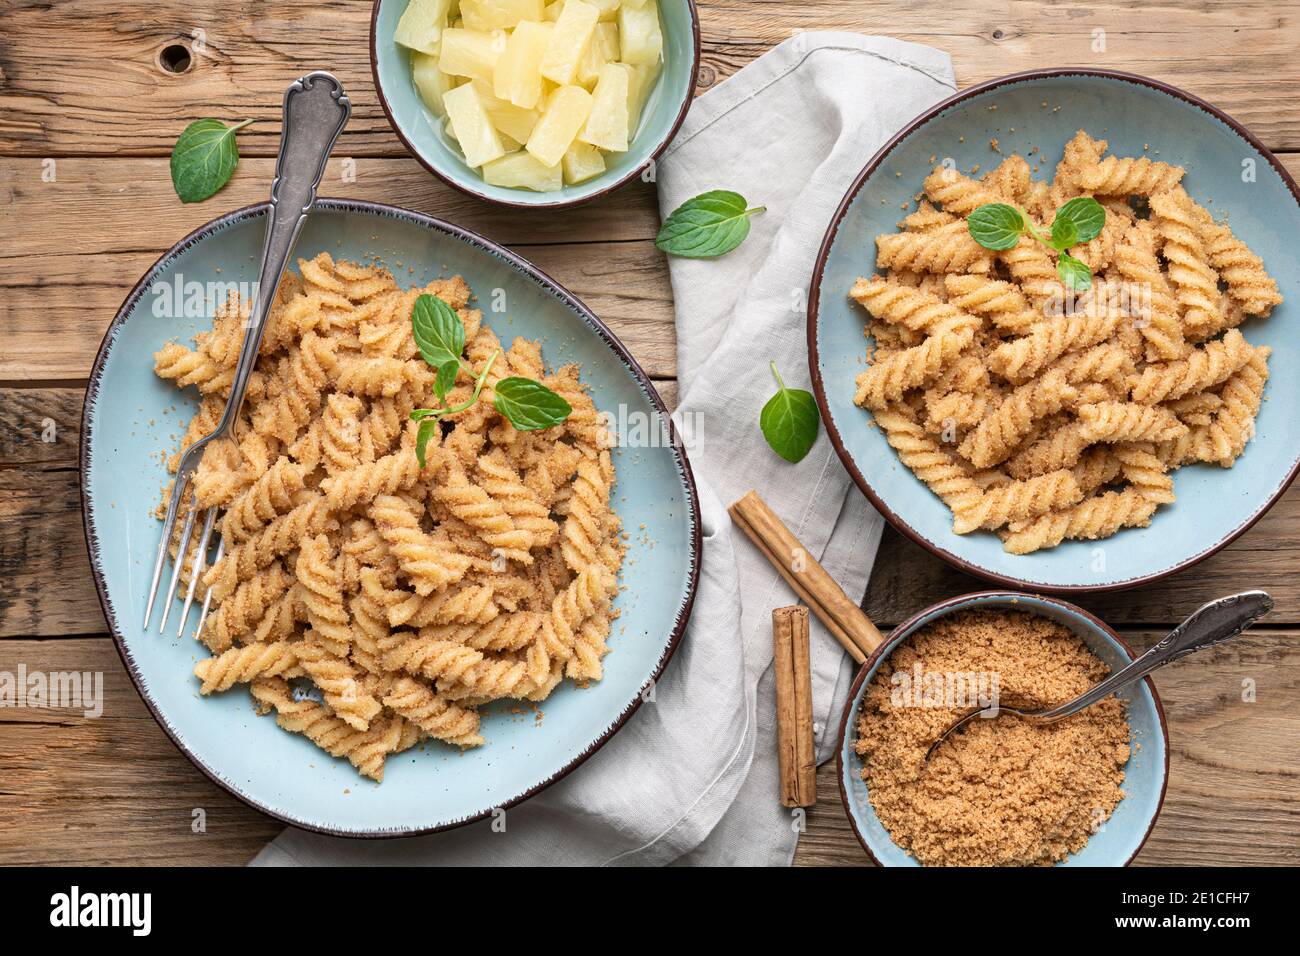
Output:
(855, 609), (1129, 866)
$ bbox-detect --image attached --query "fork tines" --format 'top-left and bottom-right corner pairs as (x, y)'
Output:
(143, 449), (226, 642)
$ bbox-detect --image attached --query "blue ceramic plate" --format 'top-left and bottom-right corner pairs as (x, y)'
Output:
(80, 199), (700, 836)
(370, 0), (700, 208)
(836, 592), (1170, 867)
(809, 69), (1300, 592)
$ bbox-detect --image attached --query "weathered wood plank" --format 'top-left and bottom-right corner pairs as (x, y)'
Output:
(2, 1), (1298, 155)
(0, 158), (660, 255)
(794, 628), (1300, 867)
(699, 0), (1300, 151)
(0, 387), (81, 464)
(2, 628), (1291, 866)
(0, 639), (281, 865)
(0, 466), (105, 638)
(790, 763), (870, 867)
(0, 157), (673, 381)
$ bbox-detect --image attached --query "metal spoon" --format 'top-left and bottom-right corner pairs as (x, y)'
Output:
(924, 590), (1274, 761)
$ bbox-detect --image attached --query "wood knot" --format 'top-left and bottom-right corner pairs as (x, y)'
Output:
(158, 43), (193, 75)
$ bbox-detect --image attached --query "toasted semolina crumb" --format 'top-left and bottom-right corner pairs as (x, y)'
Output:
(856, 609), (1129, 866)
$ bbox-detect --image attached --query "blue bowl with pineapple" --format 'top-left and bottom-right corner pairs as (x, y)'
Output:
(371, 0), (701, 207)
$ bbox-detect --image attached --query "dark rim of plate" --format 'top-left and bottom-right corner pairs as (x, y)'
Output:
(806, 67), (1300, 594)
(79, 197), (703, 838)
(833, 590), (1171, 867)
(368, 0), (703, 210)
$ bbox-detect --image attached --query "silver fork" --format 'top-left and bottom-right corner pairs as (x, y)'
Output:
(143, 71), (351, 639)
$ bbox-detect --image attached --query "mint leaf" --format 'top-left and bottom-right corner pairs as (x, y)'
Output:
(760, 361), (820, 463)
(655, 190), (765, 259)
(493, 377), (572, 431)
(1057, 251), (1092, 291)
(415, 419), (439, 469)
(967, 203), (1025, 250)
(412, 294), (465, 369)
(1054, 196), (1106, 244)
(170, 118), (254, 203)
(1049, 216), (1078, 250)
(434, 359), (459, 401)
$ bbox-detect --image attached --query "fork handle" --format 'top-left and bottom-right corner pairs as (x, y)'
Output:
(1038, 590), (1274, 721)
(217, 71), (352, 435)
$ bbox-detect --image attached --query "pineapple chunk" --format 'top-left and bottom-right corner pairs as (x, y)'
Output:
(594, 21), (620, 59)
(483, 151), (563, 191)
(575, 29), (607, 87)
(526, 84), (594, 166)
(493, 19), (552, 108)
(395, 0), (455, 55)
(543, 1), (562, 21)
(470, 80), (543, 142)
(490, 104), (542, 143)
(626, 59), (659, 131)
(461, 0), (544, 31)
(412, 52), (456, 118)
(443, 82), (507, 167)
(539, 0), (599, 85)
(562, 141), (606, 184)
(579, 63), (630, 151)
(439, 28), (502, 84)
(617, 0), (661, 65)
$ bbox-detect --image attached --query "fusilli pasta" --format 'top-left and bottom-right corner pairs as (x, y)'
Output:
(848, 132), (1278, 553)
(158, 255), (624, 780)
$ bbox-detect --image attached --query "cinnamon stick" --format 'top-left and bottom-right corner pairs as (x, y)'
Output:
(728, 490), (883, 664)
(773, 605), (817, 807)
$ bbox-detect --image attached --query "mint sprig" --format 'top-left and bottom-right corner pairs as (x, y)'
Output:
(408, 294), (571, 465)
(411, 349), (498, 425)
(967, 196), (1105, 290)
(759, 361), (820, 463)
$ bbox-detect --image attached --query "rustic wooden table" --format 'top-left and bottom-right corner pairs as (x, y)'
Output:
(2, 0), (1297, 866)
